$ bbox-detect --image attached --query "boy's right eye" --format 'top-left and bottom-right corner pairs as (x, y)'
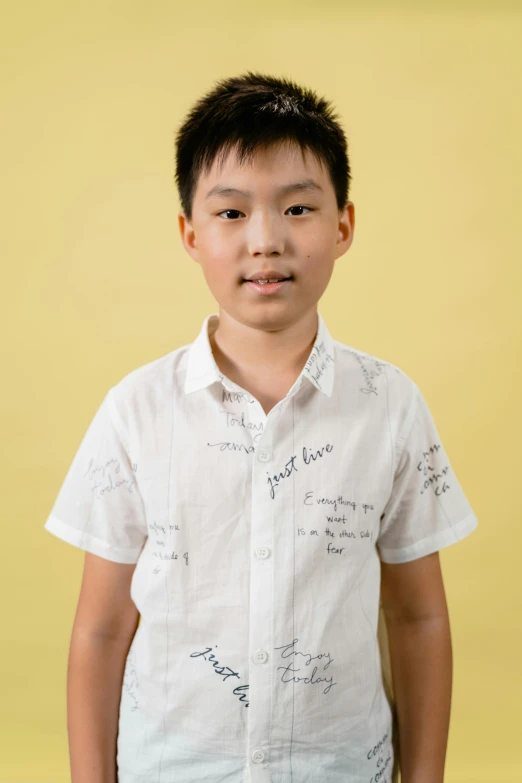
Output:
(217, 210), (243, 220)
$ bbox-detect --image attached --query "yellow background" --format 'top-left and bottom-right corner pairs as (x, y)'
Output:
(2, 1), (520, 781)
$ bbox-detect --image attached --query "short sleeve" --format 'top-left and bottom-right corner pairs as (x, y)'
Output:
(44, 389), (148, 564)
(376, 382), (478, 564)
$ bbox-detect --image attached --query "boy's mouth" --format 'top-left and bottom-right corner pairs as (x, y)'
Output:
(243, 277), (292, 284)
(243, 268), (293, 284)
(243, 278), (293, 295)
(243, 274), (293, 282)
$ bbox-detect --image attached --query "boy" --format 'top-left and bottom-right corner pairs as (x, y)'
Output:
(44, 71), (479, 783)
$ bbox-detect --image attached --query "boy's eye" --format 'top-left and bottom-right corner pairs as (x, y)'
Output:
(217, 206), (313, 220)
(287, 205), (312, 216)
(218, 209), (243, 220)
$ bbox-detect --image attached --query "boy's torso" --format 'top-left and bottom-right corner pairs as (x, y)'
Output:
(114, 316), (400, 781)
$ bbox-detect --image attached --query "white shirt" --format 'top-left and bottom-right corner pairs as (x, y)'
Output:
(44, 310), (478, 783)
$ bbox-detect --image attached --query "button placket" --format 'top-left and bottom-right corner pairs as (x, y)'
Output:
(248, 427), (274, 774)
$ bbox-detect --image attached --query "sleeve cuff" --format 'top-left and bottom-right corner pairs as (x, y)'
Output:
(377, 510), (479, 564)
(44, 514), (142, 564)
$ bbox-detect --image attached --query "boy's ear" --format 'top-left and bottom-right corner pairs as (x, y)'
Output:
(334, 202), (355, 259)
(178, 210), (199, 262)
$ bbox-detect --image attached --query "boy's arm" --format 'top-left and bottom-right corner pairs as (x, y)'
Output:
(380, 551), (453, 783)
(67, 552), (140, 783)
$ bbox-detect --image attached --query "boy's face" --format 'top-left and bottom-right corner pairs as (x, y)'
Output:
(178, 142), (354, 332)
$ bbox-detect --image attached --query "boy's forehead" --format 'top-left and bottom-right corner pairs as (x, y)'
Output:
(196, 142), (328, 197)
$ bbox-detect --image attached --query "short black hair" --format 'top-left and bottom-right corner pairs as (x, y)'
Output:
(174, 71), (352, 222)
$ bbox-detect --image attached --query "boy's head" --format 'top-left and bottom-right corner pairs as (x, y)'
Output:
(175, 71), (354, 333)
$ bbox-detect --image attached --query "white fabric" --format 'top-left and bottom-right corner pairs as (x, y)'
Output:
(44, 310), (478, 782)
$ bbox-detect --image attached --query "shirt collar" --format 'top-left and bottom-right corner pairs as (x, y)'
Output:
(184, 310), (335, 398)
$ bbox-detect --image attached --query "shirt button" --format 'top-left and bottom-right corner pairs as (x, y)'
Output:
(253, 649), (269, 664)
(257, 449), (270, 462)
(251, 748), (265, 763)
(255, 546), (271, 559)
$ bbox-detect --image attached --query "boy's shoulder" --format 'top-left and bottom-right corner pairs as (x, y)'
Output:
(117, 341), (191, 387)
(105, 340), (192, 424)
(333, 335), (418, 405)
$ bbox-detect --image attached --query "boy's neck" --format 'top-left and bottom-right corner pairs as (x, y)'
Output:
(208, 307), (319, 383)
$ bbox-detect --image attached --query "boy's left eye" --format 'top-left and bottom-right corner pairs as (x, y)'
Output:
(287, 206), (312, 216)
(217, 206), (313, 220)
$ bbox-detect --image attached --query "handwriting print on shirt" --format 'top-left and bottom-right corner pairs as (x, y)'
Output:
(274, 638), (337, 695)
(122, 646), (139, 712)
(190, 646), (249, 708)
(218, 409), (264, 446)
(345, 349), (387, 396)
(206, 389), (264, 452)
(304, 338), (334, 391)
(301, 489), (376, 556)
(83, 456), (138, 500)
(221, 388), (256, 405)
(365, 728), (393, 783)
(148, 519), (189, 574)
(207, 439), (255, 454)
(418, 443), (451, 497)
(267, 443), (334, 499)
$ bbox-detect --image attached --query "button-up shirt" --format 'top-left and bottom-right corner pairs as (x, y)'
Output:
(44, 310), (479, 783)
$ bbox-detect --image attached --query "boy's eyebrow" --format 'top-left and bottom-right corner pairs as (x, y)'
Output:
(204, 178), (324, 200)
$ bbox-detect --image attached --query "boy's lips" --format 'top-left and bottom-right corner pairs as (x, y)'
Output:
(243, 270), (292, 282)
(243, 279), (292, 295)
